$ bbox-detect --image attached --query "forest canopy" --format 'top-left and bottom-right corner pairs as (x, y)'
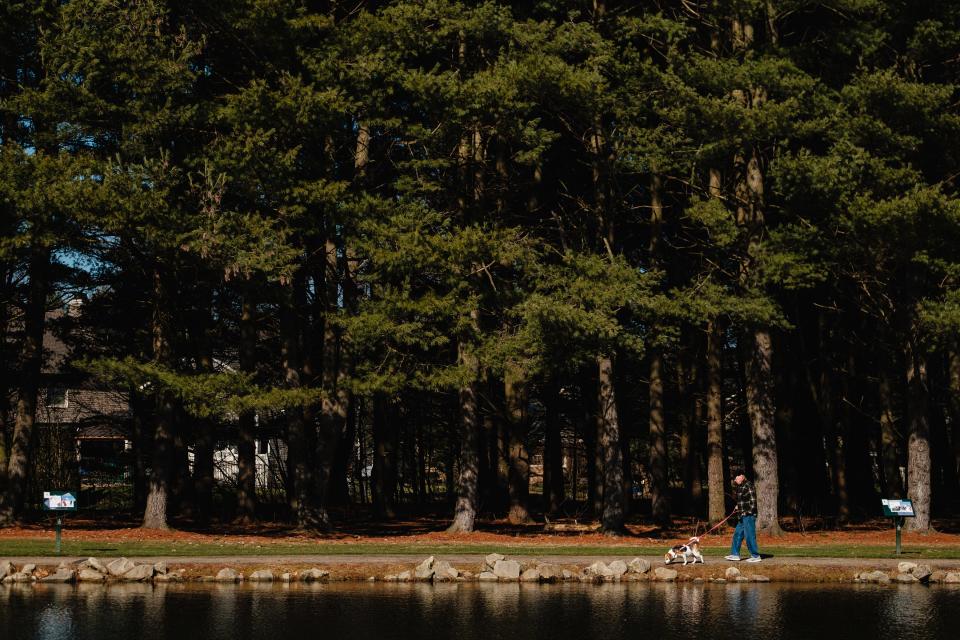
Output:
(1, 0), (959, 534)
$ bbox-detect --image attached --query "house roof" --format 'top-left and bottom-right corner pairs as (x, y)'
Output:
(76, 423), (129, 441)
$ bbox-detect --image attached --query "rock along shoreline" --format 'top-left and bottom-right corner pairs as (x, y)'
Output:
(2, 555), (960, 587)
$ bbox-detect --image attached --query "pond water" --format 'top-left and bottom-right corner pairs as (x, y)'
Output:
(2, 582), (958, 640)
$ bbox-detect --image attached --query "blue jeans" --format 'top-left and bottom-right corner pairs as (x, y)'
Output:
(731, 515), (760, 558)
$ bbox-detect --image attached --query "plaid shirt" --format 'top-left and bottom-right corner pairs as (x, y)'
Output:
(735, 479), (758, 517)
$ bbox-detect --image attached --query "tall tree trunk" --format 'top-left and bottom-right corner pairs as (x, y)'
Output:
(0, 263), (11, 492)
(282, 275), (320, 528)
(0, 245), (49, 524)
(542, 377), (564, 516)
(143, 263), (174, 530)
(330, 406), (355, 506)
(448, 333), (480, 533)
(678, 334), (702, 515)
(744, 328), (784, 535)
(706, 320), (727, 523)
(597, 354), (625, 534)
(904, 330), (932, 532)
(505, 364), (533, 524)
(648, 349), (670, 525)
(841, 351), (875, 512)
(235, 292), (258, 523)
(647, 173), (670, 526)
(191, 298), (216, 525)
(314, 235), (349, 531)
(371, 393), (397, 519)
(949, 349), (960, 504)
(143, 392), (175, 530)
(733, 10), (782, 534)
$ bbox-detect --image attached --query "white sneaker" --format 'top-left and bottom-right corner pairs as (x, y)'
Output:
(746, 556), (762, 563)
(724, 555), (741, 561)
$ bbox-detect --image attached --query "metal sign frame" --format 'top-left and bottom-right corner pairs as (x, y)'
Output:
(42, 491), (77, 555)
(881, 499), (915, 555)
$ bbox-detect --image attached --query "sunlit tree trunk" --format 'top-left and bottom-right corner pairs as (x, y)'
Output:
(904, 328), (932, 532)
(706, 320), (726, 523)
(448, 325), (481, 533)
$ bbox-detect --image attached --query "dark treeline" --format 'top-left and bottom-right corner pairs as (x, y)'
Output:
(1, 1), (959, 535)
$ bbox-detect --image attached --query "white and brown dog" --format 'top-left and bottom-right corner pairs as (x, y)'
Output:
(664, 537), (704, 566)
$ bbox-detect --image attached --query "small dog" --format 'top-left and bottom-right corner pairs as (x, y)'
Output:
(664, 537), (704, 566)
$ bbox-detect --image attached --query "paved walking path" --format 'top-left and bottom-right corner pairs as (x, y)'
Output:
(5, 554), (960, 568)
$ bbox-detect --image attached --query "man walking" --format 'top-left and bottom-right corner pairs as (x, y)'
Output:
(725, 471), (762, 562)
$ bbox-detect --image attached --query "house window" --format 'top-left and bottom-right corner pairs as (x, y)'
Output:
(257, 439), (269, 455)
(46, 388), (69, 409)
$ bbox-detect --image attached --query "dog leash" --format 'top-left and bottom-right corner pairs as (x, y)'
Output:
(681, 509), (738, 544)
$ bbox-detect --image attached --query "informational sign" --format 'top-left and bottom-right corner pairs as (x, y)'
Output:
(42, 491), (78, 511)
(881, 499), (915, 517)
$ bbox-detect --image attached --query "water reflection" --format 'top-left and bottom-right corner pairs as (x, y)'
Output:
(2, 582), (958, 640)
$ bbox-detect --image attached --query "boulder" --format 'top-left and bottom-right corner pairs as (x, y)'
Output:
(432, 561), (458, 581)
(537, 564), (561, 582)
(725, 567), (741, 580)
(249, 570), (274, 582)
(561, 570), (575, 580)
(21, 563), (36, 575)
(414, 556), (436, 580)
(397, 571), (413, 582)
(735, 576), (751, 583)
(41, 570), (76, 584)
(859, 571), (891, 584)
(3, 573), (32, 583)
(78, 568), (106, 582)
(653, 567), (678, 582)
(483, 553), (505, 572)
(84, 557), (108, 574)
(493, 560), (521, 580)
(943, 572), (960, 584)
(895, 573), (918, 584)
(281, 573), (292, 583)
(123, 565), (155, 581)
(897, 562), (918, 574)
(912, 565), (933, 582)
(711, 578), (727, 584)
(301, 568), (329, 582)
(628, 558), (651, 574)
(586, 561), (614, 578)
(478, 571), (498, 582)
(929, 571), (946, 584)
(608, 561), (628, 579)
(215, 568), (241, 583)
(0, 560), (13, 579)
(154, 573), (182, 583)
(153, 562), (169, 575)
(107, 558), (136, 577)
(520, 568), (541, 583)
(383, 575), (399, 582)
(751, 575), (771, 583)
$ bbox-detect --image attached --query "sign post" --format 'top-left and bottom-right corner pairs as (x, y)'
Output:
(881, 499), (915, 555)
(42, 491), (78, 555)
